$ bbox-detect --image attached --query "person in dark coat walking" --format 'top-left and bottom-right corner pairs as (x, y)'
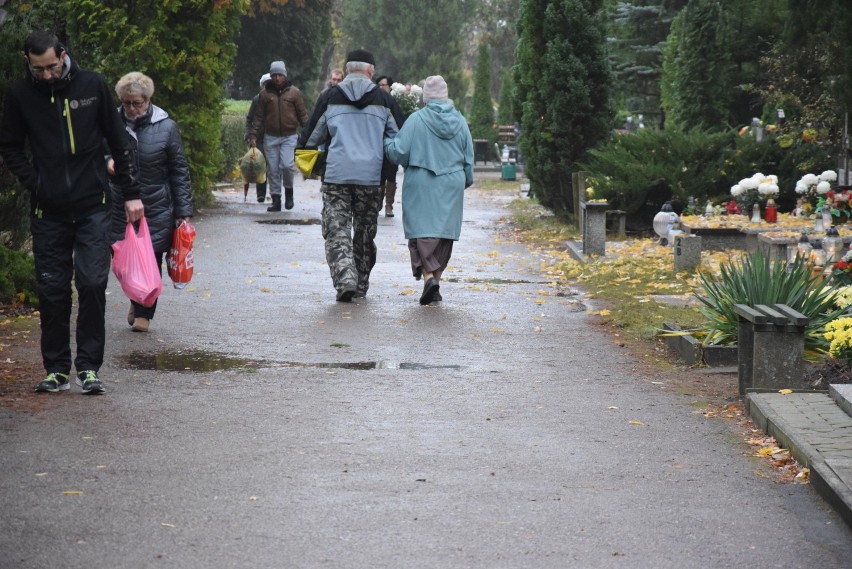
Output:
(108, 72), (193, 333)
(374, 75), (403, 217)
(246, 61), (308, 212)
(0, 31), (142, 395)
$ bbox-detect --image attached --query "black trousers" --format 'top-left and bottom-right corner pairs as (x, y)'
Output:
(131, 250), (165, 320)
(31, 208), (111, 374)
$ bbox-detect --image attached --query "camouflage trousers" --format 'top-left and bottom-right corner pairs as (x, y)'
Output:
(321, 183), (383, 295)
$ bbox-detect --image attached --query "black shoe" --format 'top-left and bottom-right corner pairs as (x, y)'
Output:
(419, 278), (440, 305)
(434, 292), (442, 302)
(257, 195), (265, 203)
(34, 372), (70, 393)
(284, 188), (294, 210)
(76, 370), (106, 394)
(267, 195), (281, 212)
(336, 288), (356, 302)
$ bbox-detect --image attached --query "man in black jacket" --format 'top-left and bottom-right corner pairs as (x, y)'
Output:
(0, 30), (143, 395)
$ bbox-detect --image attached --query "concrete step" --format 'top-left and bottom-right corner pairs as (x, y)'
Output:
(747, 389), (852, 528)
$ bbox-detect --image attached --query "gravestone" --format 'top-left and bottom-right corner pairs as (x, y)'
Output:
(673, 234), (702, 272)
(581, 200), (608, 257)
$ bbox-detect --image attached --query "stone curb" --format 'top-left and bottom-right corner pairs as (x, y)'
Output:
(746, 393), (826, 466)
(747, 392), (852, 528)
(811, 460), (852, 528)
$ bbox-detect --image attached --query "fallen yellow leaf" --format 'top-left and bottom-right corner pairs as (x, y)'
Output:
(628, 420), (644, 426)
(778, 389), (793, 394)
(62, 491), (83, 495)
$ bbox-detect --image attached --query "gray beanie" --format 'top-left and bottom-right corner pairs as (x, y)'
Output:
(269, 61), (287, 76)
(422, 75), (448, 103)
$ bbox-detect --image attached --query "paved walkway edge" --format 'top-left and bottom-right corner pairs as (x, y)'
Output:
(747, 393), (852, 527)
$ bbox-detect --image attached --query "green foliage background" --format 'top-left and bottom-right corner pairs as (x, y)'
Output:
(229, 1), (332, 100)
(341, 0), (470, 102)
(516, 0), (614, 216)
(581, 128), (836, 223)
(660, 0), (735, 131)
(469, 44), (496, 145)
(66, 0), (249, 206)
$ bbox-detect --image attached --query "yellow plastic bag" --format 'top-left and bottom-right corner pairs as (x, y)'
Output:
(295, 149), (325, 179)
(239, 147), (267, 184)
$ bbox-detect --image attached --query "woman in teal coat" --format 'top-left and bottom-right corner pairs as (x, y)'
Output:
(384, 75), (474, 305)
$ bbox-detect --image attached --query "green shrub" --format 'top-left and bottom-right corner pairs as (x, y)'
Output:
(580, 128), (837, 220)
(220, 109), (247, 182)
(581, 128), (732, 215)
(695, 251), (843, 351)
(0, 245), (37, 306)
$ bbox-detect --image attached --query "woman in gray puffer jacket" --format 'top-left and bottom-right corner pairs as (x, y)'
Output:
(109, 72), (193, 332)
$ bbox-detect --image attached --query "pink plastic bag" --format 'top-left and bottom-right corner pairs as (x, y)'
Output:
(111, 217), (163, 307)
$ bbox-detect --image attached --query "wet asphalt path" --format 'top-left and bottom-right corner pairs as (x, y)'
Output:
(2, 174), (852, 568)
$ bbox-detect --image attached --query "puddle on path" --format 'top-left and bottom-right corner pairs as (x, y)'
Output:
(118, 350), (464, 373)
(444, 277), (538, 284)
(256, 218), (321, 225)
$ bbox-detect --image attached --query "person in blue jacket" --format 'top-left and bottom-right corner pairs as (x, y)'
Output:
(384, 75), (474, 305)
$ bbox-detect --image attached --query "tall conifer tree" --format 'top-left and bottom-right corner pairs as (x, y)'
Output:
(516, 0), (613, 214)
(470, 43), (495, 145)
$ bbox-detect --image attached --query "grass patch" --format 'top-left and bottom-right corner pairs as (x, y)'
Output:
(223, 99), (250, 114)
(506, 204), (706, 346)
(507, 198), (579, 244)
(474, 177), (524, 192)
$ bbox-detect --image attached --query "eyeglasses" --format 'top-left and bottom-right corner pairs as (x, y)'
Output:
(378, 82), (388, 87)
(121, 100), (147, 109)
(29, 62), (62, 75)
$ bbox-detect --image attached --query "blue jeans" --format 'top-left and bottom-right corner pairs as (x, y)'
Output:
(263, 134), (297, 197)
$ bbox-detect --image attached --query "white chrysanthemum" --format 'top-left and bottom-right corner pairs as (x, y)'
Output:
(758, 182), (778, 195)
(802, 173), (819, 186)
(796, 183), (809, 194)
(730, 184), (743, 197)
(817, 181), (832, 194)
(740, 177), (758, 190)
(820, 170), (838, 182)
(390, 82), (406, 96)
(410, 84), (423, 98)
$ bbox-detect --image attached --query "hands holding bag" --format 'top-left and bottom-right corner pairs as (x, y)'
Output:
(111, 217), (162, 308)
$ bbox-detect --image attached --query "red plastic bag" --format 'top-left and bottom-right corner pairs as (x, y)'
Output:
(166, 220), (196, 289)
(111, 217), (163, 307)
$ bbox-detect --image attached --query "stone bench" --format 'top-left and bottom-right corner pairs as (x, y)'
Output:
(734, 303), (809, 395)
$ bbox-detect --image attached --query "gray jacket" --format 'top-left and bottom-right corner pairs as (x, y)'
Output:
(300, 74), (399, 186)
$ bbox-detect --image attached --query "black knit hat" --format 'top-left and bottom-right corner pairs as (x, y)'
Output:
(346, 49), (375, 66)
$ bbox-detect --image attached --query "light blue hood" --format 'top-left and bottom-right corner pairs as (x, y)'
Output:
(418, 100), (465, 140)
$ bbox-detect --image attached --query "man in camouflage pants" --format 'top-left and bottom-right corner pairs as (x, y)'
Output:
(299, 49), (402, 302)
